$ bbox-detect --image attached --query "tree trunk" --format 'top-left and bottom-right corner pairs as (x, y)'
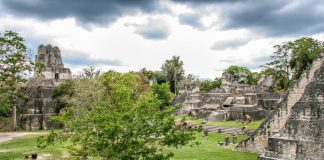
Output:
(13, 104), (17, 131)
(173, 65), (177, 95)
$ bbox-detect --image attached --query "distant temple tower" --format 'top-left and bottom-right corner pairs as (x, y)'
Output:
(20, 45), (72, 130)
(35, 44), (71, 81)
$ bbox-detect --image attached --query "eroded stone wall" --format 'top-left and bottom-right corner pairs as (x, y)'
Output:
(236, 53), (324, 160)
(20, 45), (71, 130)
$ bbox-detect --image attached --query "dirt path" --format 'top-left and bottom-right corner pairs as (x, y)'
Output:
(0, 132), (46, 144)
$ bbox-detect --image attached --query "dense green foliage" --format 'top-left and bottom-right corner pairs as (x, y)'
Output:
(225, 65), (260, 85)
(200, 79), (221, 92)
(289, 38), (324, 79)
(0, 31), (34, 130)
(0, 93), (11, 117)
(262, 37), (324, 91)
(161, 56), (185, 94)
(151, 82), (175, 109)
(40, 70), (200, 160)
(139, 68), (167, 85)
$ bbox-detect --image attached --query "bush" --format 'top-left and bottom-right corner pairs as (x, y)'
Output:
(200, 79), (221, 92)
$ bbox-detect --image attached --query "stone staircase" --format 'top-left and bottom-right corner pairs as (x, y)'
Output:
(259, 54), (324, 160)
(236, 53), (324, 159)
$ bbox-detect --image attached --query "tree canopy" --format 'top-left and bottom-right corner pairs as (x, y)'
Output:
(39, 70), (200, 160)
(225, 65), (260, 85)
(0, 31), (34, 129)
(262, 37), (324, 91)
(200, 79), (221, 93)
(139, 68), (167, 85)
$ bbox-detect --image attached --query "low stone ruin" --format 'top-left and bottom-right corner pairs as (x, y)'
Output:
(175, 71), (284, 123)
(19, 45), (72, 130)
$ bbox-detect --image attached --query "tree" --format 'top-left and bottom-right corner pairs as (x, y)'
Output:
(39, 70), (200, 160)
(151, 82), (175, 110)
(225, 65), (260, 85)
(200, 79), (221, 93)
(262, 37), (324, 91)
(161, 56), (185, 94)
(260, 68), (290, 91)
(0, 31), (34, 130)
(139, 68), (167, 85)
(289, 37), (324, 79)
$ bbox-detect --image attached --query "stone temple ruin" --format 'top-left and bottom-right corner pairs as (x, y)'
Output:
(175, 71), (284, 123)
(176, 53), (324, 159)
(236, 53), (324, 160)
(15, 44), (323, 159)
(19, 44), (72, 130)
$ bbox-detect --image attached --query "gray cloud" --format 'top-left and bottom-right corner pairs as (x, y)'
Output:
(128, 18), (171, 40)
(210, 38), (250, 50)
(172, 0), (240, 4)
(222, 0), (324, 36)
(2, 0), (324, 37)
(178, 13), (205, 29)
(172, 0), (324, 36)
(0, 0), (162, 26)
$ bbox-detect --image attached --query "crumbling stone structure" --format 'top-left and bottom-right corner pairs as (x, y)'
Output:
(20, 45), (72, 130)
(175, 71), (283, 122)
(236, 53), (324, 160)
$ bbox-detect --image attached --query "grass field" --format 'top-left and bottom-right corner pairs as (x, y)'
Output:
(174, 116), (264, 130)
(0, 134), (71, 160)
(0, 116), (262, 160)
(0, 132), (258, 160)
(164, 132), (259, 160)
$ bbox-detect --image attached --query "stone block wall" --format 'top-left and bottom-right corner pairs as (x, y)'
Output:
(237, 53), (324, 157)
(237, 54), (324, 159)
(20, 45), (71, 130)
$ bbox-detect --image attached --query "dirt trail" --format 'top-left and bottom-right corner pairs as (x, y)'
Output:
(0, 132), (46, 144)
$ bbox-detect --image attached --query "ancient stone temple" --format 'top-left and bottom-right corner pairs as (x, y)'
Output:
(260, 53), (324, 159)
(20, 44), (72, 130)
(175, 70), (283, 122)
(236, 53), (324, 160)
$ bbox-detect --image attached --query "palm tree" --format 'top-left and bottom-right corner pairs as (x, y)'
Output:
(161, 56), (185, 94)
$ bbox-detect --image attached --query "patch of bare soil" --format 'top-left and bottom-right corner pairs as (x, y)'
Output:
(0, 132), (45, 143)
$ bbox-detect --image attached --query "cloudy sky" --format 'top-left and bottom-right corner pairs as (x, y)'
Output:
(1, 0), (324, 78)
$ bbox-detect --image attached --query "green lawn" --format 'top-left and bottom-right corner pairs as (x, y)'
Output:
(174, 116), (264, 130)
(0, 132), (258, 160)
(0, 134), (72, 160)
(164, 132), (259, 160)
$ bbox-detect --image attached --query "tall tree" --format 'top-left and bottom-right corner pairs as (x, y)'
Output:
(39, 70), (199, 159)
(161, 56), (185, 94)
(289, 37), (324, 79)
(262, 37), (324, 91)
(0, 31), (33, 130)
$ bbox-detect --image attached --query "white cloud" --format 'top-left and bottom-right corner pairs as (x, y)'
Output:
(1, 4), (323, 79)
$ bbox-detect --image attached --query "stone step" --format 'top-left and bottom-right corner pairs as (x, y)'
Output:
(270, 136), (324, 144)
(258, 151), (282, 160)
(203, 126), (252, 135)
